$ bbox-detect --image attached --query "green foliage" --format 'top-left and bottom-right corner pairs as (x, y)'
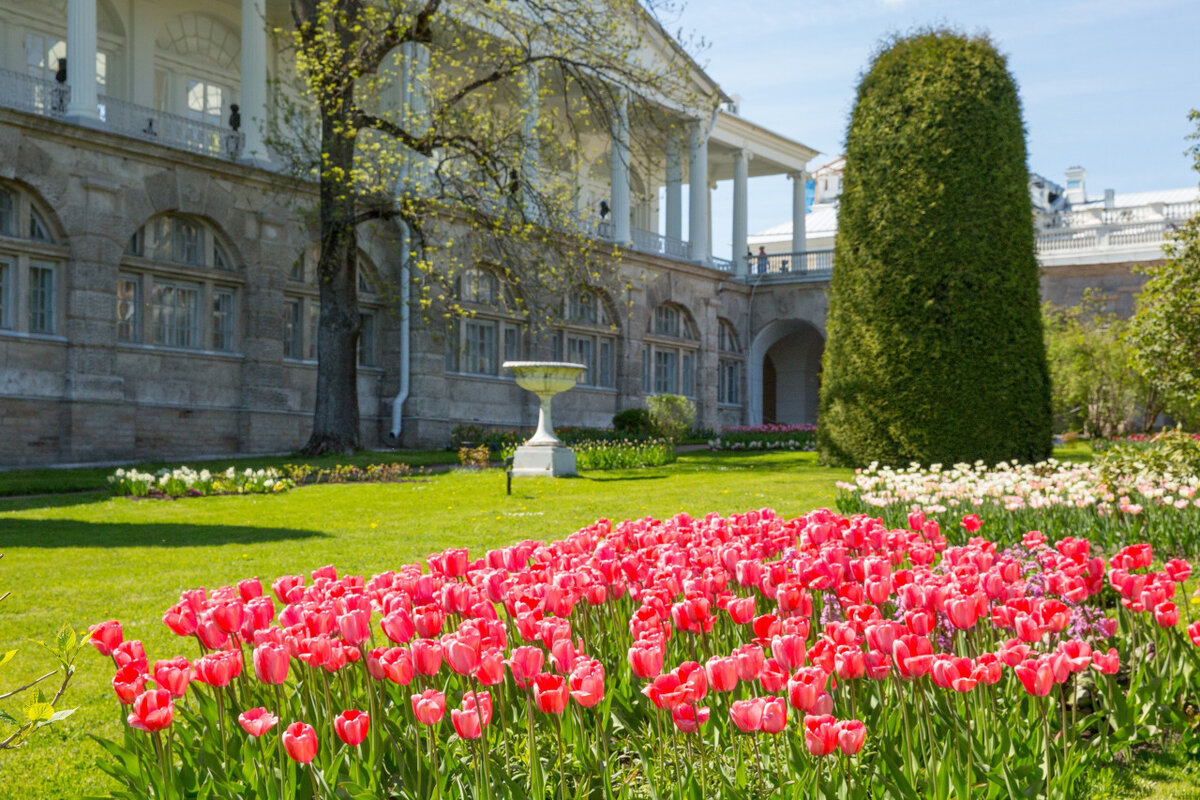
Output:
(1043, 293), (1147, 436)
(612, 408), (655, 435)
(1127, 109), (1200, 428)
(646, 395), (696, 442)
(818, 29), (1052, 467)
(1, 555), (80, 751)
(1095, 428), (1200, 483)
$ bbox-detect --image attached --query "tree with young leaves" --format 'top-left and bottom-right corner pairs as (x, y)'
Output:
(275, 0), (707, 453)
(1127, 109), (1200, 430)
(0, 555), (80, 750)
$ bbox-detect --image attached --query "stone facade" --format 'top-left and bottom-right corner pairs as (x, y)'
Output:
(0, 109), (775, 467)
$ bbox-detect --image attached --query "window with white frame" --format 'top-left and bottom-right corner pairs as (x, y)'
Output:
(551, 288), (617, 388)
(285, 247), (382, 366)
(717, 319), (743, 406)
(282, 298), (302, 359)
(358, 311), (377, 367)
(642, 303), (699, 398)
(120, 214), (239, 352)
(445, 267), (524, 376)
(0, 184), (65, 336)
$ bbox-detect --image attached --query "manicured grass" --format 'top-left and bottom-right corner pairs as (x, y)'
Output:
(0, 450), (459, 497)
(0, 451), (846, 798)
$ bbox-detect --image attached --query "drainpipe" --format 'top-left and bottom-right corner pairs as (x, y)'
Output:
(390, 224), (411, 441)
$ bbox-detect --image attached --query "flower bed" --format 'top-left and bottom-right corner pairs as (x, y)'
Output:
(838, 459), (1200, 554)
(108, 467), (293, 498)
(89, 507), (1200, 799)
(709, 424), (817, 452)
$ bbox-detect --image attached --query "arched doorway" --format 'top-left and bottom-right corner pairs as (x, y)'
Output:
(748, 319), (825, 426)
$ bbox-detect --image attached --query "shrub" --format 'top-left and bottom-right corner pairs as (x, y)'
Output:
(818, 29), (1052, 467)
(1095, 428), (1200, 484)
(612, 408), (654, 435)
(646, 395), (695, 442)
(710, 424), (817, 452)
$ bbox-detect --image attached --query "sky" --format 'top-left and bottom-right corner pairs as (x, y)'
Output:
(664, 0), (1200, 255)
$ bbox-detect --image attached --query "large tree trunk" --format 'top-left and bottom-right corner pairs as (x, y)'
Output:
(303, 93), (362, 455)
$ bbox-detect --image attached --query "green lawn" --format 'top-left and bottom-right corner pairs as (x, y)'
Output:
(0, 449), (460, 497)
(0, 451), (846, 798)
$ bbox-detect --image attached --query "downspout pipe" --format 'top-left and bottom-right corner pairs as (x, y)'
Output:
(390, 223), (411, 441)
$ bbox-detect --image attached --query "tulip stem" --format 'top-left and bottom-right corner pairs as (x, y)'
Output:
(1042, 697), (1052, 800)
(152, 731), (170, 800)
(274, 685), (286, 800)
(554, 713), (567, 800)
(750, 734), (764, 790)
(308, 763), (320, 800)
(215, 689), (228, 763)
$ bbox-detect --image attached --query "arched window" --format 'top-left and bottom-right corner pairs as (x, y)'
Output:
(551, 288), (618, 388)
(717, 319), (743, 406)
(120, 214), (240, 352)
(0, 182), (64, 336)
(445, 268), (524, 377)
(154, 13), (240, 127)
(643, 302), (699, 398)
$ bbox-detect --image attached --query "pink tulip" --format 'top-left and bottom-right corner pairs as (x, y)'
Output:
(253, 642), (289, 685)
(569, 658), (606, 708)
(381, 609), (415, 644)
(411, 639), (443, 676)
(1015, 658), (1055, 697)
(508, 645), (546, 688)
(127, 689), (174, 732)
(732, 643), (764, 681)
(761, 696), (788, 734)
(112, 665), (145, 704)
(283, 721), (318, 762)
(334, 709), (370, 746)
(803, 714), (839, 756)
(533, 673), (569, 714)
(238, 707), (278, 737)
(1154, 601), (1179, 628)
(704, 656), (738, 693)
(670, 703), (709, 733)
(412, 689), (446, 725)
(837, 719), (866, 755)
(89, 620), (124, 656)
(153, 657), (191, 698)
(628, 640), (664, 679)
(729, 698), (763, 733)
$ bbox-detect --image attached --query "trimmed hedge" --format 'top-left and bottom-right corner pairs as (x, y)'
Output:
(818, 30), (1053, 467)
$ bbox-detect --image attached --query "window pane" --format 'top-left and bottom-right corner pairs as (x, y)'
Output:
(0, 190), (14, 237)
(655, 306), (680, 337)
(655, 350), (677, 395)
(503, 324), (520, 363)
(151, 282), (198, 347)
(599, 339), (613, 388)
(282, 299), (301, 358)
(307, 302), (320, 360)
(117, 276), (141, 342)
(642, 345), (651, 394)
(568, 336), (594, 385)
(0, 261), (10, 329)
(682, 352), (694, 398)
(464, 320), (497, 375)
(28, 265), (54, 333)
(444, 319), (459, 372)
(212, 290), (234, 351)
(358, 312), (375, 367)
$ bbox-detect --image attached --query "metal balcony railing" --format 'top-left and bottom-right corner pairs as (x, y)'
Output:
(596, 221), (691, 262)
(101, 96), (244, 159)
(0, 68), (69, 117)
(749, 249), (834, 277)
(0, 69), (243, 161)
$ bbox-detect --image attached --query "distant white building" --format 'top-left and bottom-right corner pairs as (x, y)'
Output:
(748, 158), (1200, 317)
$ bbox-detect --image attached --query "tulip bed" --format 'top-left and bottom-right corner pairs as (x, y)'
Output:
(108, 467), (294, 499)
(89, 507), (1200, 800)
(837, 460), (1200, 554)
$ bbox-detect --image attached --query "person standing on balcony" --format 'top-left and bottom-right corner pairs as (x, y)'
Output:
(756, 246), (769, 274)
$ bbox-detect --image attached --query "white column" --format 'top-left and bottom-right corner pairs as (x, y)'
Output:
(665, 135), (683, 242)
(732, 149), (749, 275)
(240, 0), (268, 160)
(790, 171), (808, 265)
(687, 120), (709, 262)
(399, 42), (431, 196)
(128, 2), (155, 107)
(66, 0), (99, 122)
(520, 66), (540, 218)
(609, 92), (631, 244)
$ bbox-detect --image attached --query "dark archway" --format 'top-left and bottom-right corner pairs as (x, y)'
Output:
(761, 326), (823, 425)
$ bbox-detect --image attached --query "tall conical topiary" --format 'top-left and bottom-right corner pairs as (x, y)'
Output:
(818, 30), (1052, 467)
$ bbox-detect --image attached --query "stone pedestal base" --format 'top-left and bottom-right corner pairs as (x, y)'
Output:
(510, 444), (577, 477)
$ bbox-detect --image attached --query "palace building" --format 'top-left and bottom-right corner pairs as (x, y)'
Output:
(0, 0), (833, 466)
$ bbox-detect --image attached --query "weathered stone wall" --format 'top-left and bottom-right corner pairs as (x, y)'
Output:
(0, 111), (756, 466)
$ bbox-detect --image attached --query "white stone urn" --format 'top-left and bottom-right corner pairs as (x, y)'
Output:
(503, 361), (586, 476)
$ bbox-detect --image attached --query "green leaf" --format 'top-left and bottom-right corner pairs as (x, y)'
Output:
(24, 700), (55, 723)
(0, 708), (18, 726)
(36, 707), (76, 728)
(0, 649), (16, 667)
